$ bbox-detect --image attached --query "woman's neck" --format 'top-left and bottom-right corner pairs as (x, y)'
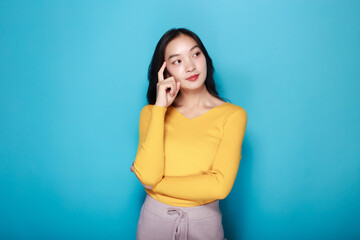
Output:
(172, 85), (215, 109)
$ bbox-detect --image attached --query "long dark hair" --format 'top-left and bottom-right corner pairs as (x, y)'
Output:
(146, 28), (230, 104)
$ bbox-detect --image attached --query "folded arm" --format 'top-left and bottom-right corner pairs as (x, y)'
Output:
(152, 109), (247, 200)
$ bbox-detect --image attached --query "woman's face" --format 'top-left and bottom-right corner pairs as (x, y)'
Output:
(164, 34), (207, 90)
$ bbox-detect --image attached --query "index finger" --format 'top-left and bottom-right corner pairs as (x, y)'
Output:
(157, 61), (166, 82)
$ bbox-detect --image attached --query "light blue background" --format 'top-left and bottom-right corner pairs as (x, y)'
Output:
(1, 0), (359, 239)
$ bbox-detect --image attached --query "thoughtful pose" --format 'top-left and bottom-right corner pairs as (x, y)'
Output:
(131, 28), (247, 240)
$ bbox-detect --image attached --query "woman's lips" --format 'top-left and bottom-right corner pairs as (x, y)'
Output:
(186, 74), (199, 81)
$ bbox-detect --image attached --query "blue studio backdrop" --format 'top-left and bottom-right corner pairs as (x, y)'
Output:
(1, 0), (359, 239)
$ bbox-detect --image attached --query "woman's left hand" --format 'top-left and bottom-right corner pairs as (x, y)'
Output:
(130, 164), (152, 190)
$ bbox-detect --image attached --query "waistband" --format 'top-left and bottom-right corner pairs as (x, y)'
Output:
(142, 194), (221, 221)
(142, 194), (221, 240)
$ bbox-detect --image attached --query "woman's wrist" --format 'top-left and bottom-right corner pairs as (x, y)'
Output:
(154, 102), (168, 108)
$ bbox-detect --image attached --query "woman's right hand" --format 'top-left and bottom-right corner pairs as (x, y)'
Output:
(155, 61), (181, 108)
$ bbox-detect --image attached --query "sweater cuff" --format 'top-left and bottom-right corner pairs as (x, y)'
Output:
(152, 104), (168, 115)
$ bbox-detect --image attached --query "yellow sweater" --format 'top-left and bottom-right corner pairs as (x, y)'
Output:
(133, 102), (247, 207)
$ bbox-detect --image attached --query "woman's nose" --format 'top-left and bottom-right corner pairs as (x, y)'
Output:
(185, 60), (196, 72)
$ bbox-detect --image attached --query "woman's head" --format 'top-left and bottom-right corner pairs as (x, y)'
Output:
(147, 28), (227, 104)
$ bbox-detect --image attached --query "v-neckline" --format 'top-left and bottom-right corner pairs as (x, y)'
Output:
(169, 102), (230, 120)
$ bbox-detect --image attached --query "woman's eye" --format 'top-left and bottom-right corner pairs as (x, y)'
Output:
(194, 51), (201, 57)
(173, 60), (181, 64)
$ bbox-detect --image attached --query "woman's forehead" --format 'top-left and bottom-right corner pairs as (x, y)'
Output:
(165, 35), (198, 56)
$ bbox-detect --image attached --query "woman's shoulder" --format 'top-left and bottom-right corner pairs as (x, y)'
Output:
(138, 104), (153, 118)
(142, 104), (153, 110)
(220, 102), (247, 128)
(222, 101), (247, 115)
(142, 103), (164, 110)
(140, 104), (167, 115)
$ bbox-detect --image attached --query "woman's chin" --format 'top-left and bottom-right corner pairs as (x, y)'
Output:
(181, 82), (206, 91)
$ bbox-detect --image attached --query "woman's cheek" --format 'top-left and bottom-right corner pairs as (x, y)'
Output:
(199, 56), (206, 66)
(168, 66), (179, 78)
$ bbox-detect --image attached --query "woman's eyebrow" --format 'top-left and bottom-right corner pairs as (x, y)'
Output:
(168, 45), (199, 60)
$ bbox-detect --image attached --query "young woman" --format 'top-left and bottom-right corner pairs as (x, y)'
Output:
(130, 28), (247, 240)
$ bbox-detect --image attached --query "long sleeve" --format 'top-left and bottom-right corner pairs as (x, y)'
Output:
(133, 104), (168, 186)
(151, 109), (247, 200)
